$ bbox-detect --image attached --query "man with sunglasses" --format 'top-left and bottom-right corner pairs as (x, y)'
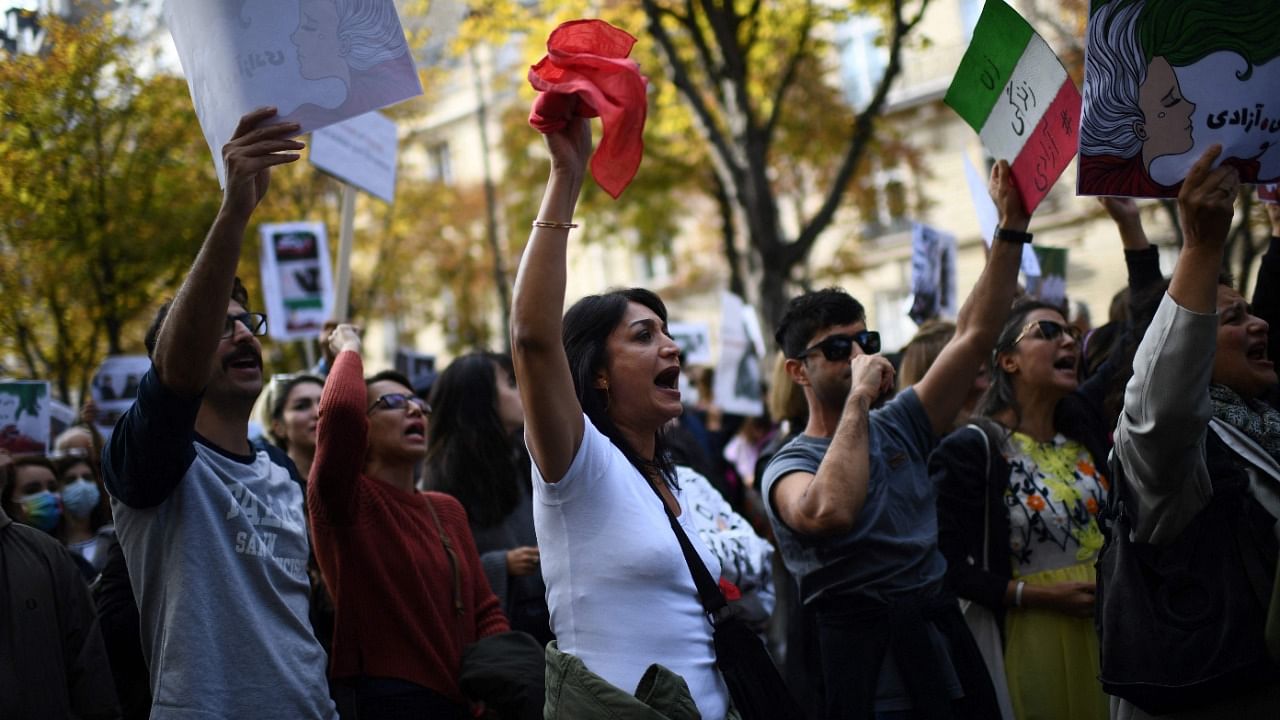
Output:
(761, 162), (1029, 719)
(102, 108), (337, 719)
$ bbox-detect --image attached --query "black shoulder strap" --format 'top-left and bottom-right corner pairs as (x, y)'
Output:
(652, 480), (729, 618)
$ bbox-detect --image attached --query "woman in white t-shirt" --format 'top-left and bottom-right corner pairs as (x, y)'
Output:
(510, 115), (731, 720)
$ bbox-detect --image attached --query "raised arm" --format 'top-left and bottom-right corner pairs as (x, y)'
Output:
(509, 117), (590, 483)
(913, 161), (1025, 435)
(772, 354), (895, 536)
(308, 325), (368, 525)
(152, 108), (302, 395)
(1115, 146), (1239, 543)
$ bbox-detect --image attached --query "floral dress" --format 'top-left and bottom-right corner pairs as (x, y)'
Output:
(1002, 432), (1109, 720)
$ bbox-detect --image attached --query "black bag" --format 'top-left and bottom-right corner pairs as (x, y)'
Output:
(1096, 440), (1279, 714)
(460, 631), (546, 720)
(655, 490), (804, 720)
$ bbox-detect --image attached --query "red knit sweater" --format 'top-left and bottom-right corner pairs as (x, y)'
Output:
(309, 350), (509, 703)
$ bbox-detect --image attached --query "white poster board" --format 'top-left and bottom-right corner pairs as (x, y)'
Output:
(668, 322), (713, 366)
(714, 293), (766, 417)
(908, 222), (959, 324)
(310, 111), (399, 202)
(48, 400), (76, 445)
(165, 0), (423, 184)
(91, 355), (152, 438)
(260, 222), (335, 341)
(0, 381), (52, 455)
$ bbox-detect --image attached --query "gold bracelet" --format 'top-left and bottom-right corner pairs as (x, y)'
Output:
(532, 219), (578, 229)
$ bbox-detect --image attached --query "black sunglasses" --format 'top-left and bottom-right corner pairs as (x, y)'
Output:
(797, 331), (881, 361)
(367, 392), (432, 416)
(1011, 319), (1081, 347)
(223, 312), (268, 338)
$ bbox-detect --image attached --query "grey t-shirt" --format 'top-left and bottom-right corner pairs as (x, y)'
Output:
(761, 388), (959, 711)
(104, 368), (336, 719)
(762, 388), (945, 603)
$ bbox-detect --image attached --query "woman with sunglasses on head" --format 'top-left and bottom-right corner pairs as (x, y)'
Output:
(308, 324), (508, 719)
(929, 300), (1112, 720)
(511, 115), (733, 718)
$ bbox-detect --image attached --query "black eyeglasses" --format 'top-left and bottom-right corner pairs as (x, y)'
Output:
(367, 392), (431, 416)
(796, 331), (881, 361)
(223, 312), (268, 338)
(1011, 319), (1081, 347)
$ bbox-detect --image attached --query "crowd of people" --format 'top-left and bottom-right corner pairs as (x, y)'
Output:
(3, 101), (1279, 720)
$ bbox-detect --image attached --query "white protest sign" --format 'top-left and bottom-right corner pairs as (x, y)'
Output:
(0, 381), (52, 455)
(909, 222), (958, 324)
(963, 152), (1040, 278)
(714, 293), (765, 417)
(668, 322), (713, 366)
(165, 0), (423, 185)
(260, 222), (335, 341)
(310, 111), (399, 203)
(91, 356), (151, 438)
(48, 399), (76, 444)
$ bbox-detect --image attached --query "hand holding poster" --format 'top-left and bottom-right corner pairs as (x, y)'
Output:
(1079, 1), (1280, 198)
(260, 222), (335, 341)
(963, 154), (1041, 279)
(166, 0), (423, 184)
(945, 0), (1081, 215)
(0, 381), (52, 455)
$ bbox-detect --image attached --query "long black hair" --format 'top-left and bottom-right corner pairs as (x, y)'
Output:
(562, 287), (676, 487)
(974, 299), (1066, 429)
(425, 352), (522, 527)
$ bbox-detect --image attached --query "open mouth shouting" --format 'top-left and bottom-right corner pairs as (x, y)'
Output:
(1246, 338), (1273, 369)
(654, 366), (681, 397)
(404, 419), (426, 442)
(223, 346), (263, 376)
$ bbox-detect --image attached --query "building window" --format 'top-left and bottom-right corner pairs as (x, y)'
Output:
(426, 142), (453, 185)
(859, 160), (912, 239)
(836, 15), (887, 109)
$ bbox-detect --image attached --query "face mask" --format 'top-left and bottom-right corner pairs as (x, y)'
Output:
(61, 478), (100, 518)
(20, 490), (62, 533)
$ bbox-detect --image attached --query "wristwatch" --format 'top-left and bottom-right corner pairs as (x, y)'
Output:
(995, 226), (1033, 244)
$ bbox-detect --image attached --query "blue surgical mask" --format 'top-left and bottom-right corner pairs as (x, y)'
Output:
(61, 478), (100, 518)
(20, 490), (62, 533)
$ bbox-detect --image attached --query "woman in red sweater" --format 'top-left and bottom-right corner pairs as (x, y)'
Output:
(309, 324), (509, 719)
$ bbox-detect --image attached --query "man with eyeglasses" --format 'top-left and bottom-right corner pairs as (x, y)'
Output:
(101, 108), (337, 719)
(761, 162), (1029, 719)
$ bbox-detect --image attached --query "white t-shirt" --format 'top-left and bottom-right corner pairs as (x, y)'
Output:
(532, 415), (730, 720)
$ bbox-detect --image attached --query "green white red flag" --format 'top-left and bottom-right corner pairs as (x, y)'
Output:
(945, 0), (1080, 214)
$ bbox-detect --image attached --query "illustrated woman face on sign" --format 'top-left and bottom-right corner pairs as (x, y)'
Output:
(291, 0), (409, 88)
(1081, 1), (1196, 174)
(1082, 0), (1280, 188)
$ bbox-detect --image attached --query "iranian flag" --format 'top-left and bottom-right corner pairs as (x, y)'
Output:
(945, 0), (1080, 215)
